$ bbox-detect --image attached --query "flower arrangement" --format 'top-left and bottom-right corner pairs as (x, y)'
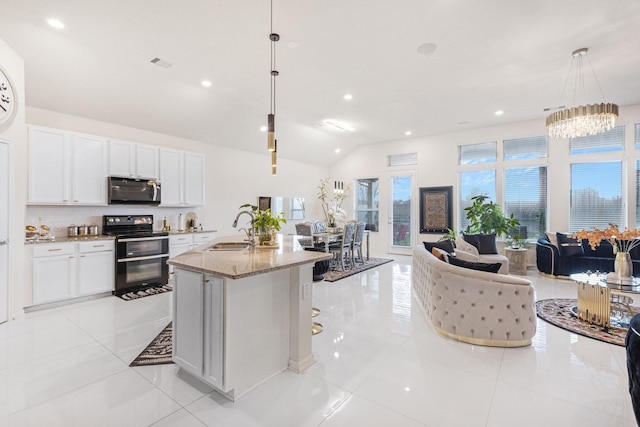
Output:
(573, 223), (640, 253)
(317, 178), (351, 228)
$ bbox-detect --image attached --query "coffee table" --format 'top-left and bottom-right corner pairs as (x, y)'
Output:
(570, 273), (640, 327)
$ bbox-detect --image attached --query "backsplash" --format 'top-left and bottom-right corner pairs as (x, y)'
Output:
(26, 206), (204, 238)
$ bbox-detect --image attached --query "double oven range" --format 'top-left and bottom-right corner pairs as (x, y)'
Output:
(103, 215), (169, 296)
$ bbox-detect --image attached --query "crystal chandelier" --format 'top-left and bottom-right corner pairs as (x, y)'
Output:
(545, 48), (619, 139)
(267, 0), (279, 175)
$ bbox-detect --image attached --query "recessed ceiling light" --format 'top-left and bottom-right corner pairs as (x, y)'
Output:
(343, 94), (353, 101)
(334, 148), (341, 154)
(495, 110), (504, 116)
(47, 18), (65, 29)
(260, 126), (267, 132)
(405, 131), (412, 136)
(201, 80), (212, 87)
(417, 42), (437, 56)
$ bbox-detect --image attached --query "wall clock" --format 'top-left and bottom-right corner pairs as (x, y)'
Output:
(0, 68), (16, 125)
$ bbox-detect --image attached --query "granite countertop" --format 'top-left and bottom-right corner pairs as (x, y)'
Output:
(168, 229), (217, 235)
(25, 235), (116, 244)
(167, 234), (332, 279)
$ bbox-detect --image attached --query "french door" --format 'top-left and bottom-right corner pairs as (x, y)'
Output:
(388, 172), (414, 255)
(0, 139), (10, 323)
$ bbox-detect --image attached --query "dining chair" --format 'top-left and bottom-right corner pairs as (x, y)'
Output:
(313, 220), (327, 234)
(329, 221), (355, 271)
(351, 221), (366, 265)
(295, 222), (314, 248)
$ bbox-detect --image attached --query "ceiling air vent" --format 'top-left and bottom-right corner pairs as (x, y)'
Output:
(149, 57), (173, 69)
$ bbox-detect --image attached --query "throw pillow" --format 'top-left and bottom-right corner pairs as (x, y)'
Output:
(448, 256), (501, 273)
(556, 232), (584, 257)
(431, 247), (449, 262)
(463, 233), (498, 254)
(544, 231), (558, 248)
(424, 240), (455, 254)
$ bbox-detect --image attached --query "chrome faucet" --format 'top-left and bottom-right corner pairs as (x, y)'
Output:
(232, 211), (255, 246)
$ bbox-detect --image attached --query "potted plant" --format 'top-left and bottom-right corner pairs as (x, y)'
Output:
(464, 195), (520, 237)
(239, 204), (286, 246)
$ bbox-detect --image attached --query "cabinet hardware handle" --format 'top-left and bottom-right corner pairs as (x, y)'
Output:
(81, 255), (85, 258)
(48, 248), (62, 252)
(204, 279), (210, 283)
(93, 245), (104, 248)
(73, 200), (79, 202)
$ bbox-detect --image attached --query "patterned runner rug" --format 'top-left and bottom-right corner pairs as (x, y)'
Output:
(323, 258), (393, 282)
(535, 298), (640, 346)
(130, 322), (173, 366)
(118, 283), (172, 301)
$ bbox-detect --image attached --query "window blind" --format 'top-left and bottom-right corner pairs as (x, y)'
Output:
(504, 136), (548, 160)
(504, 167), (547, 238)
(570, 161), (622, 232)
(570, 126), (624, 155)
(388, 152), (417, 166)
(459, 142), (496, 165)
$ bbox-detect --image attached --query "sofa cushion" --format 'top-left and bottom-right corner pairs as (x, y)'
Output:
(456, 236), (479, 256)
(463, 233), (498, 254)
(448, 256), (501, 273)
(544, 231), (558, 249)
(556, 233), (583, 257)
(424, 240), (455, 254)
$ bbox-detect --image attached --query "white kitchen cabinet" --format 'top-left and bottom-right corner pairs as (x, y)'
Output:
(28, 127), (70, 204)
(77, 241), (115, 296)
(172, 270), (223, 390)
(108, 139), (159, 179)
(31, 240), (115, 305)
(160, 149), (205, 207)
(32, 243), (76, 304)
(170, 232), (215, 258)
(28, 126), (107, 205)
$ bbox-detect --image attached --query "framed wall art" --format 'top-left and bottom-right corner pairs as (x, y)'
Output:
(419, 186), (453, 233)
(258, 196), (272, 211)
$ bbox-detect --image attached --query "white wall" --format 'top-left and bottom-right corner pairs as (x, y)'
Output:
(0, 38), (27, 320)
(330, 103), (640, 255)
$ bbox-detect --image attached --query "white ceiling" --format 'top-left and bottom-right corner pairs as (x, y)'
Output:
(2, 0), (640, 167)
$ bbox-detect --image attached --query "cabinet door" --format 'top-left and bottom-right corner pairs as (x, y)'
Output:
(135, 144), (159, 179)
(32, 255), (75, 304)
(184, 152), (205, 206)
(28, 127), (69, 204)
(203, 275), (224, 390)
(193, 232), (216, 245)
(108, 139), (134, 177)
(159, 149), (183, 206)
(172, 269), (204, 377)
(72, 134), (107, 205)
(77, 251), (114, 296)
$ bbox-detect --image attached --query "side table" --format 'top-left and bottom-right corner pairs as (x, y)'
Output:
(505, 247), (527, 275)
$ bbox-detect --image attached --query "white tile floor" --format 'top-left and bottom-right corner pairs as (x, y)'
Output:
(0, 256), (637, 426)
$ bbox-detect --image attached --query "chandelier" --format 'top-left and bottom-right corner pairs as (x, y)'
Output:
(267, 0), (279, 175)
(545, 48), (619, 139)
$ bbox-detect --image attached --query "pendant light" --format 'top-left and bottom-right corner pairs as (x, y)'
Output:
(267, 0), (279, 153)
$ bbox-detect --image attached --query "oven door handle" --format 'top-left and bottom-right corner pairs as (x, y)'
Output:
(118, 236), (168, 243)
(117, 254), (169, 263)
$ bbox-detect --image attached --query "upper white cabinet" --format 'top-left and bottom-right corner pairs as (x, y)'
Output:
(28, 127), (107, 205)
(108, 139), (159, 179)
(160, 149), (205, 207)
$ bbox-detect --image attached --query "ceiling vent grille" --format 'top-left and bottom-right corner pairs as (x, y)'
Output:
(149, 57), (173, 69)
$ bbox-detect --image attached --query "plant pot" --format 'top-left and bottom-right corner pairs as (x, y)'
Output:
(614, 251), (632, 279)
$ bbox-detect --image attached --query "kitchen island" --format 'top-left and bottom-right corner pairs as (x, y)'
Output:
(167, 234), (332, 401)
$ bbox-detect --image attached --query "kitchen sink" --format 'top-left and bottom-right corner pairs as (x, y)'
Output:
(205, 242), (251, 251)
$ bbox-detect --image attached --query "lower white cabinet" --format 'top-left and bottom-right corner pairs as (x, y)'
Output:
(173, 270), (224, 390)
(32, 240), (115, 305)
(169, 232), (216, 276)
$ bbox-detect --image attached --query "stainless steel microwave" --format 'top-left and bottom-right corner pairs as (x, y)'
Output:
(108, 177), (161, 205)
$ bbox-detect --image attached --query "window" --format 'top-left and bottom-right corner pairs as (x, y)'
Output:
(504, 167), (547, 239)
(459, 142), (496, 165)
(636, 159), (640, 227)
(388, 153), (417, 167)
(504, 136), (547, 160)
(636, 123), (640, 149)
(570, 126), (624, 155)
(570, 161), (622, 232)
(354, 178), (379, 232)
(459, 170), (496, 232)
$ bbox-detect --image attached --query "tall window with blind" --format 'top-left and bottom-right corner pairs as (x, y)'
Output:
(354, 178), (379, 232)
(569, 126), (625, 232)
(503, 136), (548, 239)
(458, 142), (497, 231)
(636, 124), (640, 226)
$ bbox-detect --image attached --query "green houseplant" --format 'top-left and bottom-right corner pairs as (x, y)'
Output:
(464, 195), (519, 237)
(240, 203), (286, 245)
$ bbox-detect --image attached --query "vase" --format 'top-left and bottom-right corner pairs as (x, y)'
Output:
(257, 228), (273, 246)
(614, 251), (632, 279)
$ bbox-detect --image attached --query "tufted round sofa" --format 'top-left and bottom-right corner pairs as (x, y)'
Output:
(412, 245), (537, 347)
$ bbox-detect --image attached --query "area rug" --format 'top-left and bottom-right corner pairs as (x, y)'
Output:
(129, 322), (173, 367)
(323, 258), (393, 282)
(118, 283), (172, 301)
(535, 298), (640, 347)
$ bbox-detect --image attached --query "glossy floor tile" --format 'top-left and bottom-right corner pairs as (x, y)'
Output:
(0, 255), (636, 426)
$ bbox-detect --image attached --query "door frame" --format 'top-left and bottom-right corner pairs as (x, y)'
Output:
(387, 169), (416, 255)
(0, 138), (12, 323)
